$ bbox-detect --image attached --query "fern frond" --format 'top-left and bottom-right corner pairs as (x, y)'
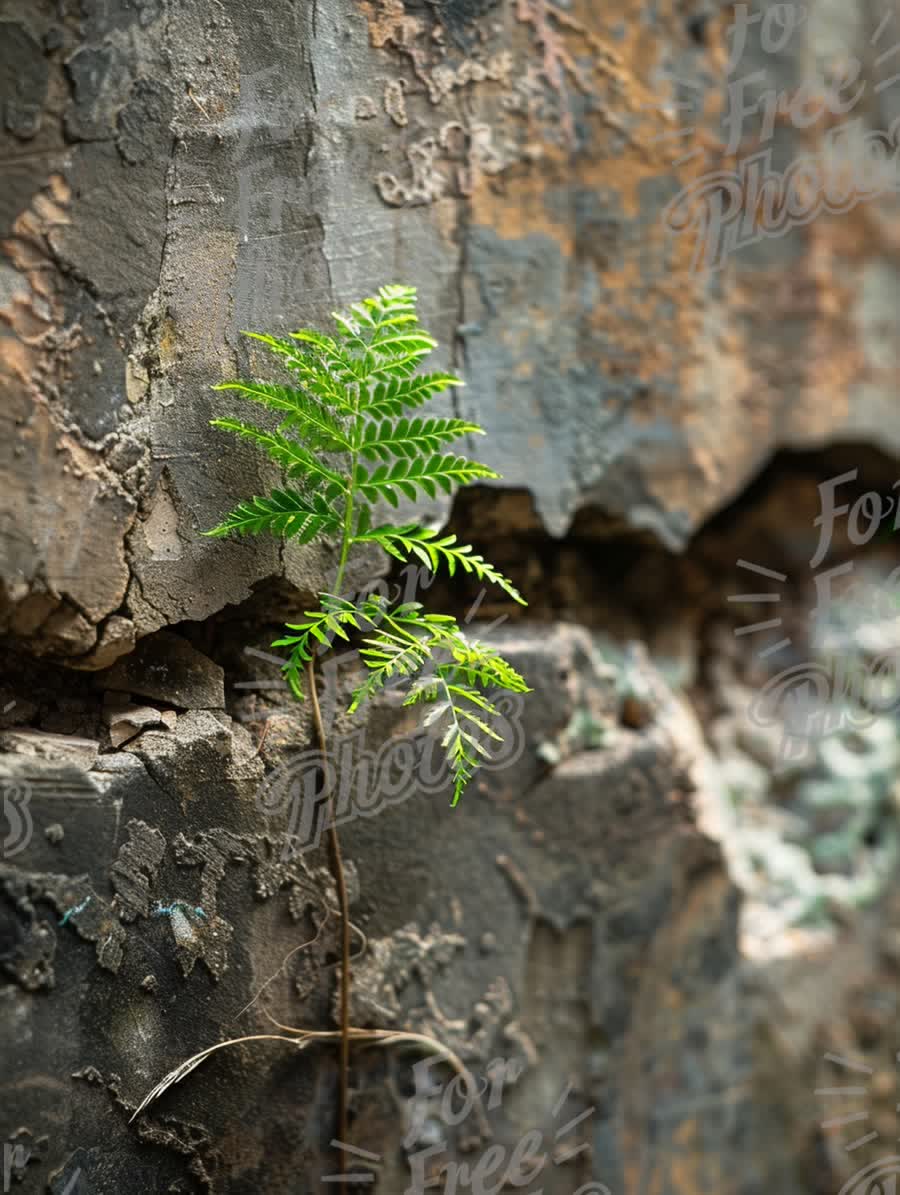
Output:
(353, 455), (499, 506)
(444, 684), (503, 719)
(349, 630), (433, 713)
(352, 522), (526, 605)
(441, 716), (483, 807)
(272, 597), (357, 660)
(372, 283), (418, 308)
(204, 489), (342, 542)
(411, 675), (502, 807)
(322, 287), (436, 382)
(366, 347), (437, 381)
(360, 288), (436, 378)
(343, 606), (529, 803)
(335, 299), (430, 354)
(361, 373), (464, 420)
(443, 636), (530, 690)
(403, 677), (441, 705)
(241, 333), (356, 413)
(271, 594), (385, 699)
(351, 285), (418, 331)
(288, 328), (340, 356)
(346, 602), (454, 713)
(357, 416), (484, 463)
(288, 329), (363, 385)
(369, 327), (437, 357)
(213, 381), (351, 451)
(211, 419), (347, 497)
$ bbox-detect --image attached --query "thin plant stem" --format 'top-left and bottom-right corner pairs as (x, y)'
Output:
(333, 502), (353, 596)
(333, 413), (357, 598)
(306, 654), (351, 1191)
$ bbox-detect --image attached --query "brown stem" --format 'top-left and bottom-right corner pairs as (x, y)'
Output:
(306, 655), (351, 1189)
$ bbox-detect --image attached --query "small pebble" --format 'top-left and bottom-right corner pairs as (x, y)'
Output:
(620, 694), (652, 729)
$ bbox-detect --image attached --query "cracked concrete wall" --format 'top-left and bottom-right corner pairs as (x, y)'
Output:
(4, 0), (900, 1192)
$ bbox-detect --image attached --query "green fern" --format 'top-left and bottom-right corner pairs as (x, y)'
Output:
(205, 489), (342, 542)
(362, 373), (464, 419)
(271, 593), (386, 701)
(352, 520), (524, 604)
(206, 284), (529, 805)
(211, 380), (352, 451)
(349, 604), (529, 805)
(358, 416), (484, 461)
(352, 454), (499, 506)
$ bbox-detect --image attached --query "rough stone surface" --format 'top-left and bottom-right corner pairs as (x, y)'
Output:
(6, 603), (884, 1192)
(5, 0), (900, 657)
(104, 700), (177, 748)
(95, 630), (225, 710)
(0, 626), (798, 1192)
(4, 1), (900, 1192)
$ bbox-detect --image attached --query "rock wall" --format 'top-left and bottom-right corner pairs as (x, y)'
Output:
(4, 0), (900, 1192)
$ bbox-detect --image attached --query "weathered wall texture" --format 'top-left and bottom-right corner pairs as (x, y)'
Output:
(4, 0), (900, 1191)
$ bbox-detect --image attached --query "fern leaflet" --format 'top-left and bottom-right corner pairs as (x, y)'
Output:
(213, 380), (351, 451)
(211, 419), (347, 496)
(205, 489), (341, 542)
(361, 372), (464, 419)
(352, 522), (525, 605)
(357, 416), (484, 462)
(352, 455), (499, 505)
